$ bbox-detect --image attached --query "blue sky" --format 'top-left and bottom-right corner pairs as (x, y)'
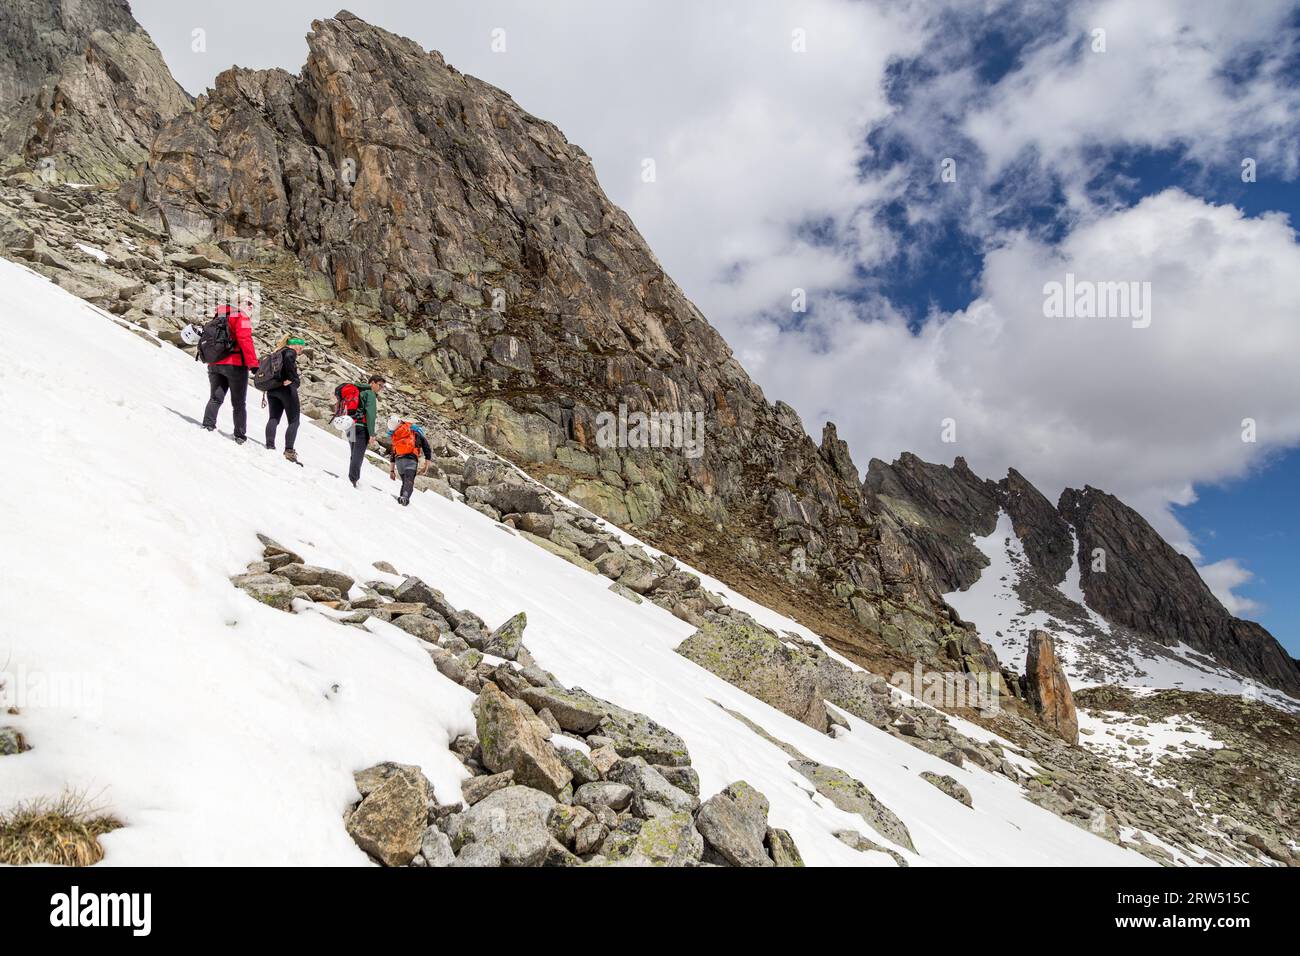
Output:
(132, 0), (1300, 653)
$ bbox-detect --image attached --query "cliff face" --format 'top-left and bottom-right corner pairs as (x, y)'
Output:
(1058, 487), (1300, 696)
(867, 455), (1300, 697)
(0, 0), (190, 184)
(117, 11), (994, 680)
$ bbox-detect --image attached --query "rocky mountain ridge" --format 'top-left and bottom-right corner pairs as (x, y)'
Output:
(867, 453), (1300, 697)
(0, 0), (189, 184)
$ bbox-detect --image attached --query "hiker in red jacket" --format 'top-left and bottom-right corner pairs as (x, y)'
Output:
(200, 304), (259, 443)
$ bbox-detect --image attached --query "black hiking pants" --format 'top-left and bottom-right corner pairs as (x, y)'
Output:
(203, 365), (250, 439)
(395, 456), (418, 503)
(348, 426), (370, 484)
(265, 386), (300, 450)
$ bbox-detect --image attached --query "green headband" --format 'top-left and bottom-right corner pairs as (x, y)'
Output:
(287, 337), (306, 346)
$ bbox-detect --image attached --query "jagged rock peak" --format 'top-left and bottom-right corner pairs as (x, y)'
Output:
(0, 0), (190, 184)
(1059, 485), (1300, 696)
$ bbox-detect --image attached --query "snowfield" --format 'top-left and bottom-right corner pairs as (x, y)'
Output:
(0, 258), (1150, 866)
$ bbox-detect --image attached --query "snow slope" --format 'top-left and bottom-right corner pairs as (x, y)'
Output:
(0, 258), (1149, 866)
(944, 512), (1300, 711)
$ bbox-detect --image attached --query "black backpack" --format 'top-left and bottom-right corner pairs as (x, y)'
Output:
(254, 349), (287, 391)
(196, 314), (237, 364)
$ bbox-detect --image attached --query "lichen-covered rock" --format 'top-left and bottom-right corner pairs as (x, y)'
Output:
(605, 757), (698, 819)
(695, 781), (773, 867)
(599, 812), (704, 866)
(474, 682), (572, 796)
(518, 686), (605, 734)
(450, 786), (556, 867)
(675, 618), (830, 732)
(420, 826), (455, 867)
(461, 770), (514, 806)
(766, 827), (805, 867)
(230, 572), (295, 611)
(790, 759), (915, 854)
(573, 782), (634, 814)
(272, 563), (355, 595)
(921, 771), (973, 808)
(482, 611), (527, 660)
(346, 765), (430, 866)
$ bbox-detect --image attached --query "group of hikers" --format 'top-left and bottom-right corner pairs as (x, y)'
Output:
(189, 304), (432, 506)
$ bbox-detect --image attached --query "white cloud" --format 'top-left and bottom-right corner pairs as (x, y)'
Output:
(744, 189), (1300, 615)
(964, 0), (1300, 186)
(1198, 558), (1263, 616)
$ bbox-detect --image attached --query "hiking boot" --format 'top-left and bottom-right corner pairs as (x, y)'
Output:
(284, 449), (299, 463)
(234, 435), (247, 445)
(266, 441), (276, 450)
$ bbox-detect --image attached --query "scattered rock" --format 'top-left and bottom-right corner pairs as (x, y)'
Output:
(474, 682), (572, 797)
(450, 785), (557, 866)
(482, 611), (527, 660)
(346, 764), (430, 866)
(695, 781), (773, 867)
(229, 572), (296, 611)
(920, 771), (973, 807)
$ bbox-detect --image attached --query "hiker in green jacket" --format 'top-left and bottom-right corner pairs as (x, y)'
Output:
(345, 374), (386, 486)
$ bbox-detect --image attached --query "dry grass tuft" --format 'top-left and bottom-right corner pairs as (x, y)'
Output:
(0, 790), (122, 866)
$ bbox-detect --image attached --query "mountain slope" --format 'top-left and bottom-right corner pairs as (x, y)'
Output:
(867, 454), (1300, 698)
(115, 9), (999, 689)
(0, 256), (1153, 866)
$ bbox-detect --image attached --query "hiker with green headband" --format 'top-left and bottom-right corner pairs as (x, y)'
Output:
(256, 334), (306, 462)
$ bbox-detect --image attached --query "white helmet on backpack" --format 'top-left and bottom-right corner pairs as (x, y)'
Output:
(180, 323), (201, 346)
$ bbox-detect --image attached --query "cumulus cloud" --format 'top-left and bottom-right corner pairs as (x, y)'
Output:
(742, 190), (1300, 602)
(1198, 559), (1263, 617)
(964, 0), (1300, 185)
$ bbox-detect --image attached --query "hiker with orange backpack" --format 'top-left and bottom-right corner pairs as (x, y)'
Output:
(256, 335), (306, 462)
(333, 375), (385, 486)
(385, 415), (433, 506)
(198, 303), (259, 443)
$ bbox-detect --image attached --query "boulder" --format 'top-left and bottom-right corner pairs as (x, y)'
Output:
(230, 572), (295, 611)
(391, 614), (444, 643)
(346, 765), (430, 866)
(273, 563), (355, 594)
(453, 843), (502, 867)
(920, 771), (973, 807)
(482, 612), (527, 660)
(1025, 630), (1079, 745)
(599, 812), (704, 866)
(790, 759), (915, 853)
(766, 827), (805, 867)
(695, 781), (773, 867)
(420, 826), (456, 867)
(605, 757), (698, 819)
(675, 618), (830, 732)
(519, 686), (605, 734)
(450, 785), (556, 866)
(573, 782), (634, 814)
(555, 746), (602, 785)
(474, 683), (572, 796)
(461, 770), (514, 806)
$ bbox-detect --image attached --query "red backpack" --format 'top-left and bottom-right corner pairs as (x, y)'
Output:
(333, 383), (364, 424)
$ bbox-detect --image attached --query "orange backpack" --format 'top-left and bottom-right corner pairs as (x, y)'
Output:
(392, 422), (418, 457)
